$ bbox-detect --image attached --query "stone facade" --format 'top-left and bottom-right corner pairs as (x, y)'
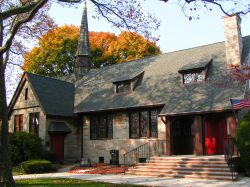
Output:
(82, 112), (166, 164)
(8, 79), (47, 142)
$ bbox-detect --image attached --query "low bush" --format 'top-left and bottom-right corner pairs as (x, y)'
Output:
(9, 132), (56, 165)
(21, 160), (54, 174)
(237, 110), (250, 176)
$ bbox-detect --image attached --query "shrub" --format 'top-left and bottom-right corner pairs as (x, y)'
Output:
(9, 132), (43, 165)
(237, 110), (250, 176)
(21, 160), (54, 174)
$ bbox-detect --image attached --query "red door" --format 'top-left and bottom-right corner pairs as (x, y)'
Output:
(50, 134), (65, 163)
(205, 115), (227, 155)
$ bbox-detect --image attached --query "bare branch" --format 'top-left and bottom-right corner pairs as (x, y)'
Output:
(1, 1), (44, 20)
(0, 0), (48, 55)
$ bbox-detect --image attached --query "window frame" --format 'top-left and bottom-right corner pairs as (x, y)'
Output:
(129, 108), (158, 139)
(14, 114), (24, 133)
(90, 113), (113, 140)
(25, 88), (28, 100)
(29, 112), (39, 136)
(115, 81), (132, 94)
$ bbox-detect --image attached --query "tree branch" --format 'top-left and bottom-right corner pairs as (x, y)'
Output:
(1, 1), (43, 20)
(0, 0), (48, 55)
(91, 0), (130, 29)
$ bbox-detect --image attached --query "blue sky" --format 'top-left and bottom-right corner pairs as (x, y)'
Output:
(49, 0), (250, 53)
(6, 0), (250, 102)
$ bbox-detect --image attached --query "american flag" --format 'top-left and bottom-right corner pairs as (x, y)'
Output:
(230, 98), (250, 109)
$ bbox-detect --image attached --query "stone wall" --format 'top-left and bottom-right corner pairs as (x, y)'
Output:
(8, 80), (47, 143)
(82, 112), (166, 164)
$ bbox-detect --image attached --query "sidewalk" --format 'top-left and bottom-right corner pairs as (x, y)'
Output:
(14, 172), (250, 187)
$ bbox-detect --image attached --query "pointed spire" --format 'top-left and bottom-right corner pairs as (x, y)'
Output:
(77, 0), (90, 56)
(75, 0), (91, 77)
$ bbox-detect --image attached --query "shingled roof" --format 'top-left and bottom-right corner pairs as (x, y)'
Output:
(27, 73), (75, 117)
(74, 36), (250, 115)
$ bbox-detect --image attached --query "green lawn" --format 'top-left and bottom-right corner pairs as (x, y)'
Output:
(13, 165), (25, 176)
(16, 178), (144, 187)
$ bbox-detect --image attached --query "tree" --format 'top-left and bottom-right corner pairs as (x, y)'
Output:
(108, 31), (161, 63)
(237, 110), (250, 176)
(0, 1), (159, 184)
(23, 25), (161, 77)
(160, 1), (250, 20)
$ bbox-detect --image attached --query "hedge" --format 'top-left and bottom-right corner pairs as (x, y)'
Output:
(237, 110), (250, 176)
(21, 160), (54, 174)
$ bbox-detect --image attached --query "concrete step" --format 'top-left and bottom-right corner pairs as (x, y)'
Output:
(125, 156), (237, 181)
(125, 171), (236, 181)
(134, 165), (231, 171)
(147, 160), (227, 165)
(127, 168), (232, 176)
(140, 162), (229, 168)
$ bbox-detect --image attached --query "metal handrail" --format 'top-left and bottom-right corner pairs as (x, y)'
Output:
(224, 135), (238, 181)
(123, 140), (169, 173)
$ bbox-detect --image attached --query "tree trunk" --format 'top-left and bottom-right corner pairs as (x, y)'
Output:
(0, 17), (15, 187)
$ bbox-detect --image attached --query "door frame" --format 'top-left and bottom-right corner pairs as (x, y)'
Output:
(203, 113), (227, 155)
(50, 133), (66, 163)
(170, 116), (194, 155)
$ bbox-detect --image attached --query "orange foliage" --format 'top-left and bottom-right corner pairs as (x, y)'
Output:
(23, 25), (161, 77)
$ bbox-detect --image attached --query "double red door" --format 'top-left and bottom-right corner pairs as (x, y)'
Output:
(205, 115), (227, 155)
(50, 134), (65, 163)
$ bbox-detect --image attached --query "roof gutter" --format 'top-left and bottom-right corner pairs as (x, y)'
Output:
(158, 108), (235, 117)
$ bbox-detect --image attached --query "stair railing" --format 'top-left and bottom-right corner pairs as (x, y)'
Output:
(224, 135), (239, 181)
(123, 140), (169, 173)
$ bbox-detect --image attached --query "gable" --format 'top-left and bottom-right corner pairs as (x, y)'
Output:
(13, 79), (40, 109)
(9, 73), (75, 117)
(8, 74), (43, 117)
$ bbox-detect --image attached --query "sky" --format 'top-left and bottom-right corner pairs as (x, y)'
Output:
(6, 0), (250, 102)
(49, 0), (250, 53)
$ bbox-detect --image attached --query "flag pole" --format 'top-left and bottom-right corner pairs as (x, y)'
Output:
(230, 98), (239, 124)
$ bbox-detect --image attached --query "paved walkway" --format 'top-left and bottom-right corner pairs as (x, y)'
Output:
(14, 172), (250, 187)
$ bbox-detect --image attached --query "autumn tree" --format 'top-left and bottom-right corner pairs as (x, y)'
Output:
(23, 26), (160, 77)
(109, 31), (161, 63)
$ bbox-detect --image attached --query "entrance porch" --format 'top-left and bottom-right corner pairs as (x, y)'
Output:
(165, 113), (237, 156)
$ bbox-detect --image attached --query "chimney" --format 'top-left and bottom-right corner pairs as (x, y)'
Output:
(75, 0), (91, 78)
(222, 15), (243, 68)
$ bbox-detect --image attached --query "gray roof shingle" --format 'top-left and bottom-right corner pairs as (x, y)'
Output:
(74, 36), (250, 115)
(27, 73), (74, 117)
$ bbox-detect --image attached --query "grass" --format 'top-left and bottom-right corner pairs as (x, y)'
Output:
(16, 178), (145, 187)
(13, 165), (25, 176)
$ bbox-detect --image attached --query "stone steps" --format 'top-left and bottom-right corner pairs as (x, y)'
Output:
(126, 156), (237, 181)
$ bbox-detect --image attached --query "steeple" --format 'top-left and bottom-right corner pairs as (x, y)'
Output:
(75, 0), (91, 77)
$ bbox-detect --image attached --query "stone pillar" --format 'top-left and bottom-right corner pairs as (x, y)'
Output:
(222, 15), (242, 67)
(164, 117), (171, 155)
(193, 116), (203, 155)
(226, 114), (237, 138)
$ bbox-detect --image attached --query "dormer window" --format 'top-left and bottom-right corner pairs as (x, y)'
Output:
(183, 71), (205, 84)
(116, 81), (131, 93)
(178, 59), (212, 84)
(113, 71), (144, 94)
